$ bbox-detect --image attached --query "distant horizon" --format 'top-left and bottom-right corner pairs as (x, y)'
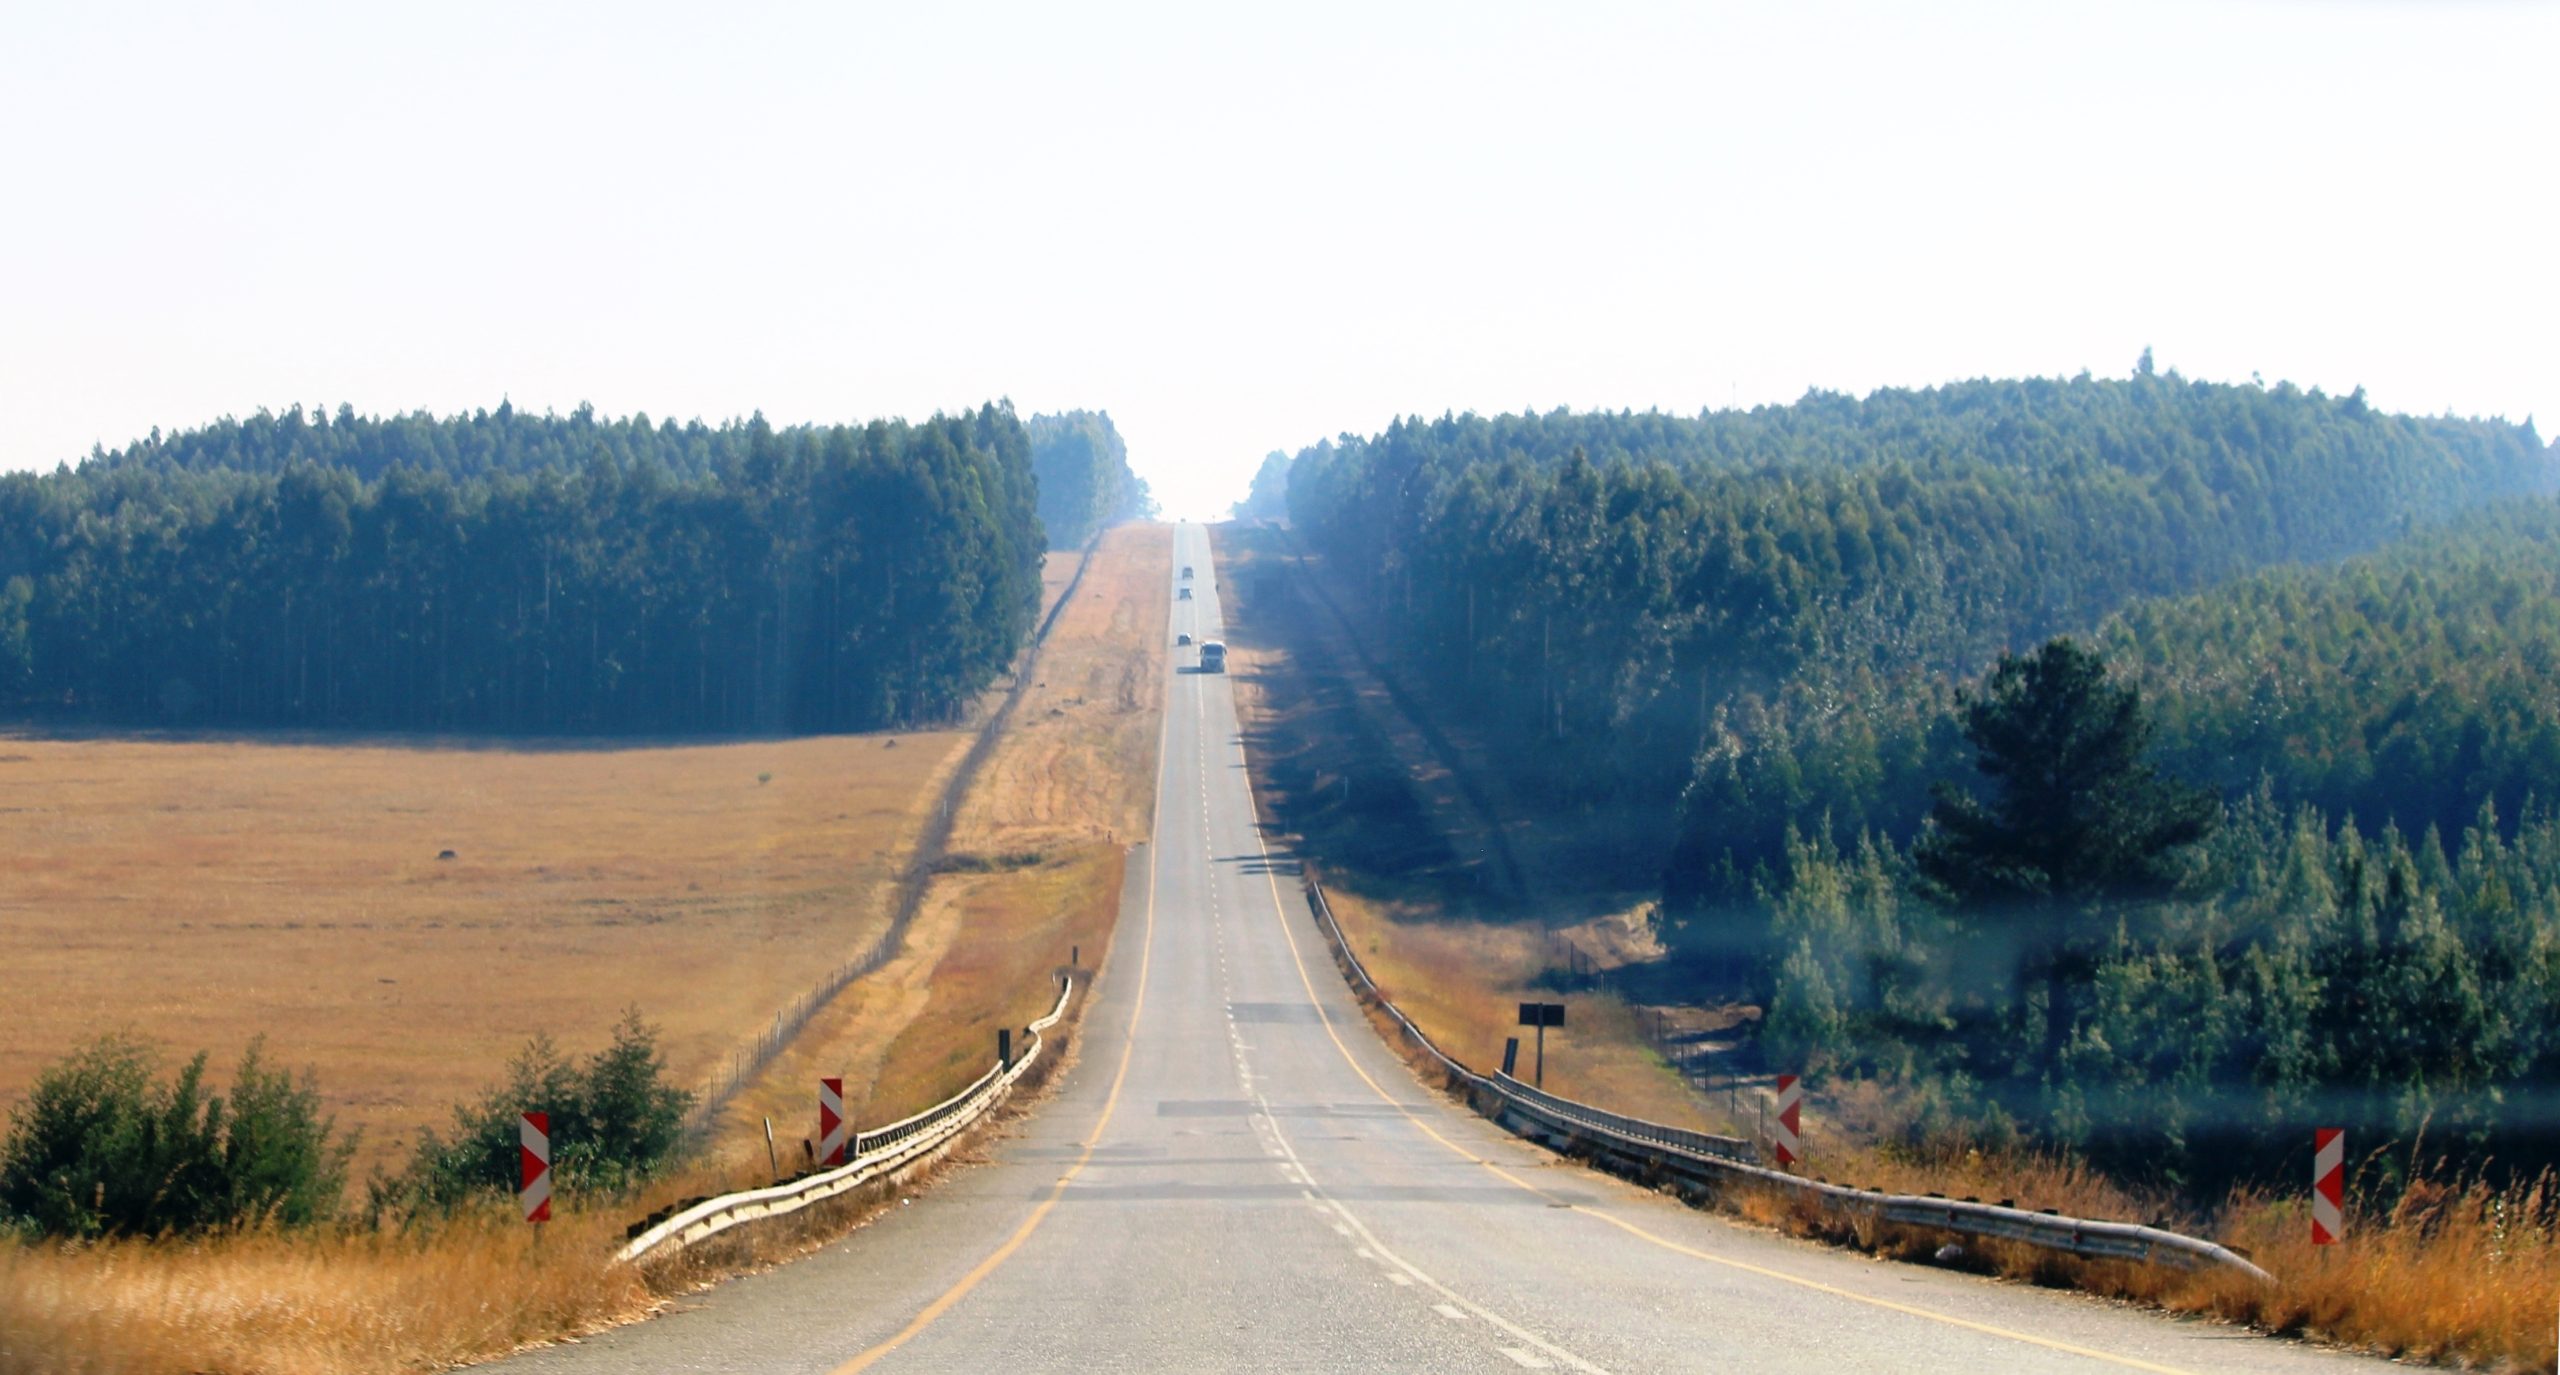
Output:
(34, 357), (2546, 520)
(5, 2), (2551, 520)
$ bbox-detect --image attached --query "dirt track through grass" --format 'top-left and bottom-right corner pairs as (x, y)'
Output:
(720, 522), (1167, 1160)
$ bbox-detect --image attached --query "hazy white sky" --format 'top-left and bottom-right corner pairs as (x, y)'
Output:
(2, 1), (2551, 517)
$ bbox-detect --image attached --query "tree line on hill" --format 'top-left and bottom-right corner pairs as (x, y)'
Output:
(1029, 410), (1150, 548)
(1282, 368), (2550, 887)
(76, 399), (762, 483)
(0, 403), (1053, 734)
(1277, 367), (2558, 1187)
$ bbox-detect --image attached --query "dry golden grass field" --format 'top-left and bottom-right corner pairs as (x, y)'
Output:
(0, 729), (970, 1181)
(0, 530), (1168, 1375)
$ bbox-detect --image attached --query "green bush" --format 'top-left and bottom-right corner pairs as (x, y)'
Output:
(0, 1036), (351, 1239)
(379, 1009), (693, 1218)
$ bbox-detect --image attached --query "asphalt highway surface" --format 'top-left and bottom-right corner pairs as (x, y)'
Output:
(498, 523), (2379, 1374)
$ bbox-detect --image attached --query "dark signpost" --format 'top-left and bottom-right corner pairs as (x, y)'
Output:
(1517, 1002), (1565, 1087)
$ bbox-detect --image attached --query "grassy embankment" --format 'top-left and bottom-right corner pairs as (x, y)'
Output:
(0, 529), (1169, 1375)
(1212, 523), (2559, 1374)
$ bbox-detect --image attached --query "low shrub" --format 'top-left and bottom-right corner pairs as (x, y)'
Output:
(0, 1036), (352, 1239)
(378, 1009), (692, 1218)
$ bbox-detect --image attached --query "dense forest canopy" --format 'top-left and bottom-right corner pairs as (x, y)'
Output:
(1027, 410), (1149, 549)
(1282, 370), (2552, 889)
(1751, 564), (2560, 1183)
(1760, 766), (2560, 1186)
(1678, 498), (2560, 921)
(0, 403), (1045, 735)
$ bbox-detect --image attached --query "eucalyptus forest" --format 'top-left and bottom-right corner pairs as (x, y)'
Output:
(0, 402), (1106, 735)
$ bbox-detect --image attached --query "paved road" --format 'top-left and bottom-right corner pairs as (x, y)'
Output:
(500, 522), (2374, 1374)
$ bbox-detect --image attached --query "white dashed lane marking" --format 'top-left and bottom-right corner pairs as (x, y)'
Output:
(1186, 541), (1600, 1375)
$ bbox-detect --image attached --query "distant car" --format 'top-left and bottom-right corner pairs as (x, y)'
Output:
(1182, 565), (1194, 579)
(1178, 586), (1192, 600)
(1198, 640), (1227, 673)
(1177, 633), (1193, 646)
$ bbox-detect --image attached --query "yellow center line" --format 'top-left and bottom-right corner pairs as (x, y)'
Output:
(1240, 751), (2201, 1375)
(831, 549), (1184, 1375)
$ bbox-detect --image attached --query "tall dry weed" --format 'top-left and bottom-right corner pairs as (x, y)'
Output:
(0, 1209), (649, 1375)
(2208, 1171), (2560, 1372)
(1749, 1129), (2560, 1373)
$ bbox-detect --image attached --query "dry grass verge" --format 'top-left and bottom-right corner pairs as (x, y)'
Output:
(2210, 1173), (2558, 1370)
(0, 1108), (1052, 1375)
(1708, 1137), (2560, 1372)
(0, 1211), (653, 1375)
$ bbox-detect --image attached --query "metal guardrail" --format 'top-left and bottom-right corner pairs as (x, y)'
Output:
(1300, 876), (2273, 1285)
(1491, 1071), (1754, 1164)
(617, 977), (1077, 1265)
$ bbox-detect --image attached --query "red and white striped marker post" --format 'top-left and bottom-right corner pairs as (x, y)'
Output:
(520, 1111), (552, 1225)
(819, 1077), (849, 1167)
(1773, 1074), (1804, 1167)
(2312, 1128), (2345, 1245)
